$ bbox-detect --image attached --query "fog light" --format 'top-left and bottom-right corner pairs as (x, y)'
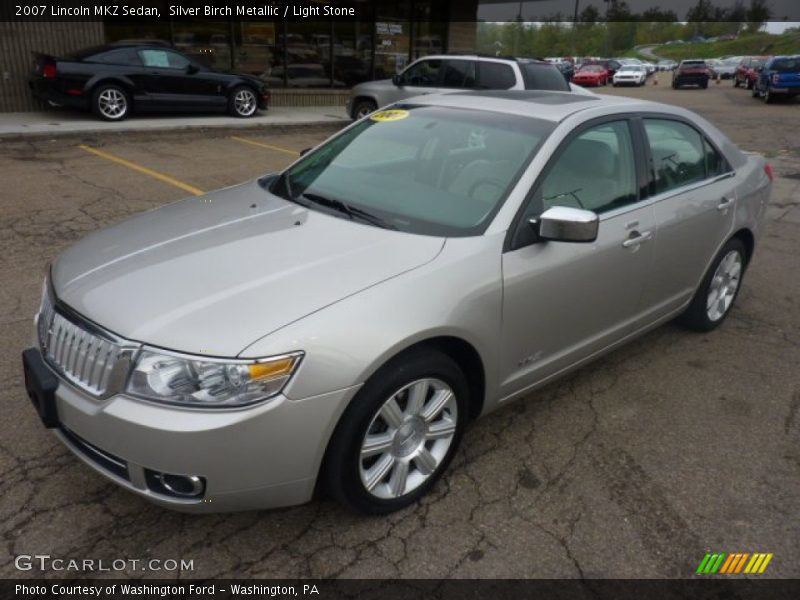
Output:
(145, 469), (205, 498)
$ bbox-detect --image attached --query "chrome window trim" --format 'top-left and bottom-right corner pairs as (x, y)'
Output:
(599, 170), (737, 221)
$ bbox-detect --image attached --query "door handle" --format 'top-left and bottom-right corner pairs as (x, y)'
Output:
(717, 196), (735, 211)
(622, 230), (653, 248)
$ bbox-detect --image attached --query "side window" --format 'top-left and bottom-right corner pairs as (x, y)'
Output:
(402, 60), (443, 86)
(441, 60), (476, 88)
(704, 138), (728, 177)
(643, 119), (706, 193)
(88, 49), (141, 66)
(534, 120), (637, 215)
(477, 62), (516, 89)
(138, 49), (190, 70)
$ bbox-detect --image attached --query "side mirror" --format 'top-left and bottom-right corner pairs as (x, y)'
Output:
(532, 206), (599, 243)
(300, 147), (311, 156)
(186, 64), (199, 75)
(392, 74), (403, 86)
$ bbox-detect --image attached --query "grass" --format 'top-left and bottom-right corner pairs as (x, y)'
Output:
(652, 32), (800, 60)
(621, 48), (655, 61)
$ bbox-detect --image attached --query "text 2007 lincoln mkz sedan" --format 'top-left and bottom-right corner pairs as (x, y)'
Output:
(23, 91), (772, 514)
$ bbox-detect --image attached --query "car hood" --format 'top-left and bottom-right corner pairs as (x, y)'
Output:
(52, 180), (445, 357)
(352, 79), (393, 94)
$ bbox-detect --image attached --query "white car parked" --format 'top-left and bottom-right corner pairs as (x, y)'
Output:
(613, 65), (648, 86)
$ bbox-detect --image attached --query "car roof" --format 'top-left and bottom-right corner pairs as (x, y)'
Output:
(404, 90), (660, 123)
(408, 54), (549, 64)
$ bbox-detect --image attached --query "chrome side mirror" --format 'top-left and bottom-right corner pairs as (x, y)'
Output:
(532, 206), (599, 243)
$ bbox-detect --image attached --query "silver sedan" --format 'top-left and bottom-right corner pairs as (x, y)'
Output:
(23, 91), (772, 514)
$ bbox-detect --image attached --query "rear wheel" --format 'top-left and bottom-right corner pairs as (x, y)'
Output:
(746, 78), (753, 90)
(92, 84), (130, 121)
(733, 77), (740, 88)
(323, 349), (468, 514)
(679, 238), (746, 332)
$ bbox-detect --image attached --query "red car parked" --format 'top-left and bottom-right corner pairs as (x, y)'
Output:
(572, 65), (609, 87)
(734, 56), (770, 89)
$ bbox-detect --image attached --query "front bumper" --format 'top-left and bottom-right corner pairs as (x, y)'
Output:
(27, 347), (358, 512)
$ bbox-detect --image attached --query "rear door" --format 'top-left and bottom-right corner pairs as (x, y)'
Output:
(636, 117), (737, 318)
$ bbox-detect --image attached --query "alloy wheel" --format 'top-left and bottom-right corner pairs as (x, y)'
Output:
(234, 89), (257, 116)
(359, 378), (458, 500)
(97, 89), (127, 119)
(706, 250), (742, 322)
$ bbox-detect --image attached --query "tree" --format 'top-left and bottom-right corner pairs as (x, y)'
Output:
(745, 0), (771, 33)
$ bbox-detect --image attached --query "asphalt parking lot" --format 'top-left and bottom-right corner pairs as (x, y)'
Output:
(1, 81), (798, 579)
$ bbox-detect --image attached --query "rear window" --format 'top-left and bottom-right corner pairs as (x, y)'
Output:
(681, 61), (705, 67)
(477, 62), (516, 90)
(519, 63), (570, 91)
(771, 58), (800, 72)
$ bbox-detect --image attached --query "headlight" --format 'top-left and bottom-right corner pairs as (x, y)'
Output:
(125, 349), (303, 408)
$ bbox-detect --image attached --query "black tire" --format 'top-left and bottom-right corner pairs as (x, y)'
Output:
(752, 86), (761, 98)
(91, 84), (130, 121)
(323, 348), (469, 514)
(678, 238), (747, 332)
(746, 79), (753, 90)
(701, 80), (708, 89)
(733, 77), (740, 88)
(228, 85), (259, 118)
(764, 87), (774, 104)
(352, 99), (377, 120)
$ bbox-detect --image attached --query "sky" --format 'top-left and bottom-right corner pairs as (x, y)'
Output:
(476, 0), (800, 23)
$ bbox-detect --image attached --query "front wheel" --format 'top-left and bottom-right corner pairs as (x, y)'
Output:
(764, 87), (774, 104)
(352, 99), (377, 120)
(679, 238), (747, 332)
(323, 349), (468, 514)
(228, 86), (258, 118)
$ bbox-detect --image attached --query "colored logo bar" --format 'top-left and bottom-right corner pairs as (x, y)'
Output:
(696, 552), (773, 574)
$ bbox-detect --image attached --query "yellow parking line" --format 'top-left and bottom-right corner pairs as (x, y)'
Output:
(78, 144), (205, 196)
(229, 136), (300, 156)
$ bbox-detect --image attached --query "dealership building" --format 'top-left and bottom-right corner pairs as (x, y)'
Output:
(0, 0), (489, 112)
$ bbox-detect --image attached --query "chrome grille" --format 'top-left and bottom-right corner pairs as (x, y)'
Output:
(38, 291), (137, 398)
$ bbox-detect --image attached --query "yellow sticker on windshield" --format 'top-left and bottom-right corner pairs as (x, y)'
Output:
(370, 109), (410, 122)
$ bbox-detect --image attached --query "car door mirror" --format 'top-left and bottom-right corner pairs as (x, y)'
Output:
(532, 206), (599, 243)
(392, 74), (403, 86)
(300, 147), (311, 156)
(186, 64), (199, 75)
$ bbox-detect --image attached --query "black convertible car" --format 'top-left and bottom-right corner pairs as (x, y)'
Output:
(29, 43), (270, 120)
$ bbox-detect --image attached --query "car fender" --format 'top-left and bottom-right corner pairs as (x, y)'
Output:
(238, 234), (505, 410)
(85, 74), (138, 97)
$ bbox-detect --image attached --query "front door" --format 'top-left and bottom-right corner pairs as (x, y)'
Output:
(500, 119), (656, 399)
(137, 49), (219, 108)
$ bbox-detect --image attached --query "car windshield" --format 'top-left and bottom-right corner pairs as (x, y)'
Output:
(581, 66), (603, 72)
(771, 58), (799, 72)
(268, 105), (554, 237)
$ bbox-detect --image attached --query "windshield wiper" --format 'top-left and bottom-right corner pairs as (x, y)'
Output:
(301, 192), (397, 230)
